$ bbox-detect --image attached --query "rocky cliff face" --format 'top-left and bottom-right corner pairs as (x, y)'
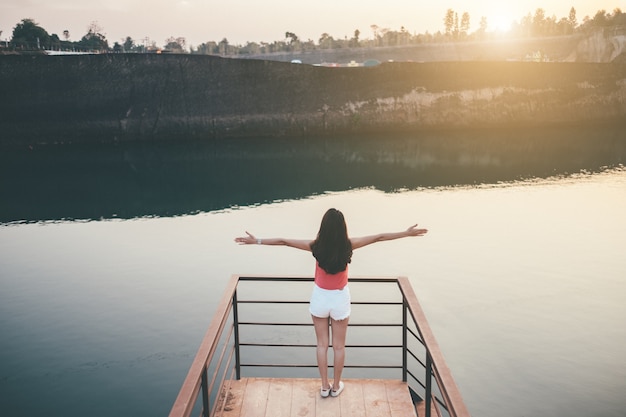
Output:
(1, 54), (625, 146)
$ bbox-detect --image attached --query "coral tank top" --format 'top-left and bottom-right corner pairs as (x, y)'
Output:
(314, 262), (348, 290)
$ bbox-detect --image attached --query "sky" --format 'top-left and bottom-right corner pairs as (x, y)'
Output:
(1, 0), (623, 48)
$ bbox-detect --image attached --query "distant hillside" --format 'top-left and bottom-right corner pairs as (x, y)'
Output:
(235, 30), (626, 65)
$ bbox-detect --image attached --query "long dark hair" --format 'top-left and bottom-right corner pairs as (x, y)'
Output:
(310, 208), (353, 274)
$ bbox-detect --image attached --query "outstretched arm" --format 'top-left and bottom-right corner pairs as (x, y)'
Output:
(350, 224), (428, 250)
(234, 231), (312, 252)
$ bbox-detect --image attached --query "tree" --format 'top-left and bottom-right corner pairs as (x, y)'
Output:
(479, 16), (488, 32)
(460, 12), (470, 38)
(319, 32), (333, 49)
(350, 29), (360, 47)
(568, 7), (577, 28)
(533, 8), (546, 36)
(78, 21), (109, 51)
(123, 36), (134, 52)
(591, 10), (609, 26)
(12, 18), (50, 49)
(370, 24), (379, 40)
(49, 33), (60, 50)
(611, 8), (626, 26)
(165, 36), (186, 52)
(238, 41), (261, 55)
(476, 16), (488, 40)
(285, 31), (298, 44)
(518, 13), (533, 37)
(444, 9), (455, 37)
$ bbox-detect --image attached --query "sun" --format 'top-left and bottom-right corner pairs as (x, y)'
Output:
(489, 15), (513, 32)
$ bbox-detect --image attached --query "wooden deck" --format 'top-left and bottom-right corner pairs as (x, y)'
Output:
(215, 378), (419, 417)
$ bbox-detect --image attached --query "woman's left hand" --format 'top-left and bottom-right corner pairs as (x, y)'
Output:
(406, 224), (428, 237)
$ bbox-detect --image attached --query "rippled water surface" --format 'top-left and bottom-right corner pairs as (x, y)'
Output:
(1, 135), (625, 417)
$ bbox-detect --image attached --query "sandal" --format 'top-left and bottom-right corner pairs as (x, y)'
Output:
(331, 381), (344, 397)
(320, 384), (332, 398)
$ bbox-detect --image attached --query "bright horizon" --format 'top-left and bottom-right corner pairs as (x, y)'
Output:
(1, 1), (622, 48)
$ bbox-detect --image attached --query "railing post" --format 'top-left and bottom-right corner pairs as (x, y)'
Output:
(233, 289), (241, 380)
(402, 298), (408, 383)
(201, 365), (210, 417)
(425, 352), (432, 417)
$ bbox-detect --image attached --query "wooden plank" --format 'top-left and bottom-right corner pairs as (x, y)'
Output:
(361, 379), (392, 417)
(384, 380), (417, 417)
(216, 379), (247, 417)
(339, 379), (366, 417)
(266, 379), (293, 417)
(315, 380), (342, 417)
(238, 378), (270, 417)
(290, 379), (317, 417)
(415, 398), (439, 417)
(415, 400), (425, 417)
(216, 378), (417, 417)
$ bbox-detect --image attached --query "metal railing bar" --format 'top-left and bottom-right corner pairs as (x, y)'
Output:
(213, 367), (237, 417)
(402, 299), (408, 382)
(237, 300), (309, 304)
(207, 343), (235, 403)
(169, 275), (239, 417)
(407, 326), (426, 346)
(238, 343), (320, 347)
(232, 290), (241, 380)
(397, 277), (471, 417)
(407, 369), (426, 390)
(239, 322), (312, 326)
(201, 366), (209, 417)
(237, 276), (400, 283)
(238, 322), (402, 327)
(209, 345), (236, 417)
(406, 355), (455, 411)
(239, 343), (402, 348)
(206, 322), (235, 394)
(240, 364), (404, 369)
(407, 348), (427, 369)
(434, 393), (449, 412)
(241, 364), (320, 368)
(431, 370), (455, 416)
(171, 275), (469, 417)
(351, 301), (402, 305)
(425, 352), (433, 417)
(238, 276), (313, 282)
(237, 300), (402, 305)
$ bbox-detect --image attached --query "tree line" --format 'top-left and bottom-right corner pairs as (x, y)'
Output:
(1, 7), (624, 55)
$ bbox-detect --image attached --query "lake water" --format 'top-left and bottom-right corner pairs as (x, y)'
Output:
(1, 132), (625, 417)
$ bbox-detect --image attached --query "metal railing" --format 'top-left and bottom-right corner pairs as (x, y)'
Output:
(169, 275), (470, 417)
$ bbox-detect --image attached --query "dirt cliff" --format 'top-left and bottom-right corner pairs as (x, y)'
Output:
(1, 54), (625, 145)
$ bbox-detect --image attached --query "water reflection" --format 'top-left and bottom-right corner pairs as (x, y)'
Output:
(1, 126), (624, 223)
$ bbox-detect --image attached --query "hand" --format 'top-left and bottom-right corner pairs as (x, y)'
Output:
(406, 224), (428, 237)
(234, 231), (257, 245)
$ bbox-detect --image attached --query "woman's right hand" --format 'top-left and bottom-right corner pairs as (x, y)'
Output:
(234, 231), (256, 245)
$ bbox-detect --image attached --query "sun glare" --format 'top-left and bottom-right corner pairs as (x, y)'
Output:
(489, 15), (513, 32)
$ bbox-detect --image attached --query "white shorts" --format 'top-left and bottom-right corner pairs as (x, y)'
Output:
(309, 284), (351, 321)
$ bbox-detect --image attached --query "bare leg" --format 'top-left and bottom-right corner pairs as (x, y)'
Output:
(330, 316), (349, 389)
(312, 315), (331, 390)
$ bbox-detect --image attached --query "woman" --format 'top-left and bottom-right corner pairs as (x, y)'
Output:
(235, 208), (428, 398)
